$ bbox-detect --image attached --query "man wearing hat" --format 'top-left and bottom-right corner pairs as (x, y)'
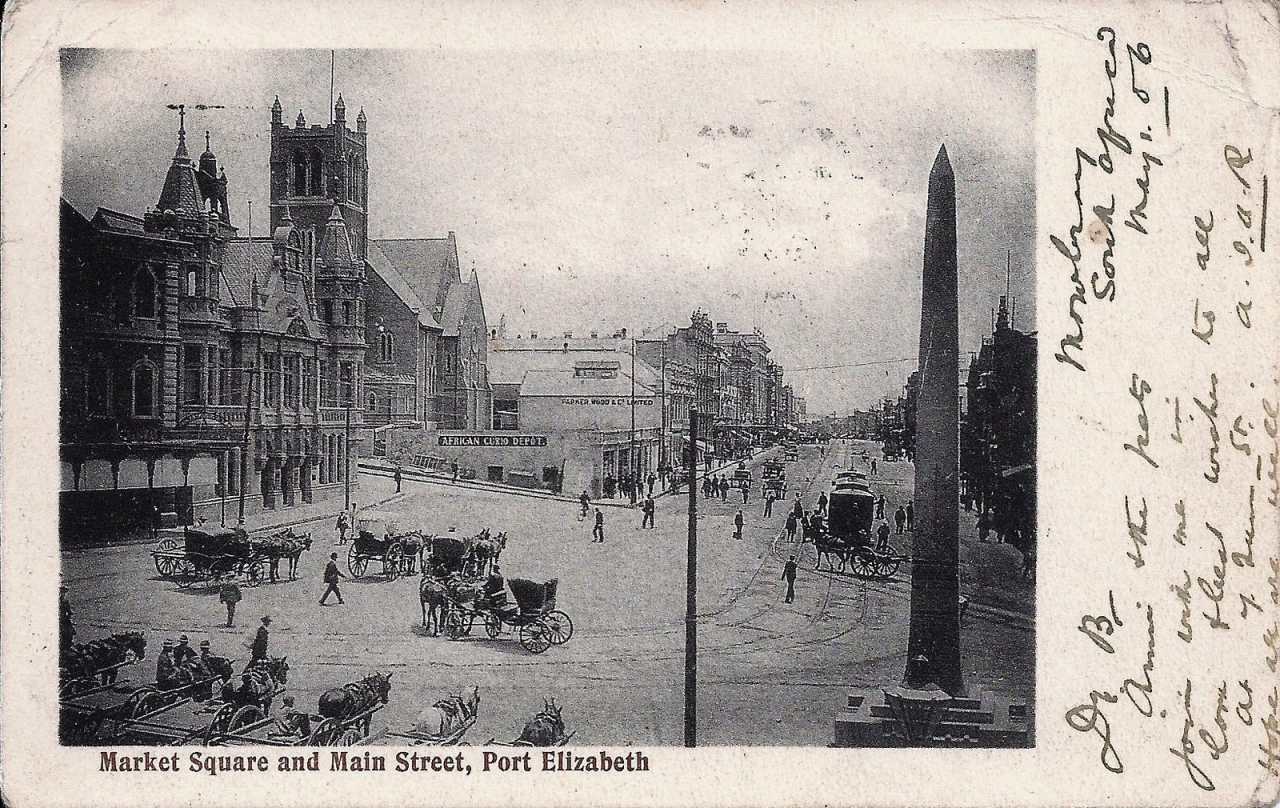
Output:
(320, 552), (346, 605)
(173, 634), (197, 666)
(271, 696), (311, 739)
(218, 577), (242, 628)
(249, 617), (271, 665)
(155, 640), (177, 688)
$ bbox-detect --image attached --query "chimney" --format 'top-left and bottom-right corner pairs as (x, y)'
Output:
(530, 331), (538, 339)
(716, 322), (728, 333)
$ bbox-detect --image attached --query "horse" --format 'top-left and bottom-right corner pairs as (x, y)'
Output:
(318, 671), (393, 720)
(220, 656), (289, 713)
(814, 533), (853, 572)
(409, 685), (480, 738)
(467, 529), (507, 578)
(419, 575), (451, 636)
(517, 698), (567, 746)
(61, 631), (147, 688)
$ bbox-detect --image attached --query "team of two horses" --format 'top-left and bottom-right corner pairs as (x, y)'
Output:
(60, 631), (148, 693)
(249, 528), (313, 581)
(418, 529), (508, 636)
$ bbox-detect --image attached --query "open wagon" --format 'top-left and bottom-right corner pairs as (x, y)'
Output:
(151, 527), (265, 588)
(209, 672), (390, 747)
(444, 577), (573, 654)
(61, 669), (228, 745)
(348, 512), (407, 579)
(359, 688), (480, 746)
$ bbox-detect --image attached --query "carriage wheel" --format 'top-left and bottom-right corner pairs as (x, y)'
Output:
(347, 545), (362, 577)
(519, 622), (552, 654)
(172, 559), (198, 587)
(544, 611), (574, 645)
(445, 611), (469, 640)
(243, 560), (264, 587)
(157, 538), (180, 552)
(874, 555), (902, 579)
(203, 703), (237, 744)
(126, 687), (163, 719)
(384, 544), (403, 578)
(336, 727), (364, 746)
(309, 718), (339, 745)
(228, 704), (264, 732)
(483, 613), (502, 639)
(849, 551), (874, 578)
(154, 556), (171, 576)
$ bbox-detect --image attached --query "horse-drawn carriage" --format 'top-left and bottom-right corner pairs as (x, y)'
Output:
(783, 444), (799, 462)
(732, 465), (753, 490)
(152, 527), (266, 588)
(762, 460), (785, 479)
(814, 486), (905, 579)
(348, 512), (414, 579)
(763, 476), (788, 499)
(442, 577), (573, 655)
(60, 630), (147, 697)
(59, 643), (257, 745)
(208, 671), (392, 747)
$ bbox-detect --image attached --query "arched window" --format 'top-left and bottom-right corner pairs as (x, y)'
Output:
(308, 149), (324, 196)
(322, 300), (334, 323)
(368, 393), (377, 410)
(292, 150), (308, 195)
(343, 301), (352, 325)
(134, 266), (157, 318)
(131, 359), (157, 417)
(379, 332), (393, 363)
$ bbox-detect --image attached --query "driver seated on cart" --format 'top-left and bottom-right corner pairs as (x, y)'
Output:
(481, 567), (515, 615)
(269, 696), (312, 740)
(155, 640), (177, 688)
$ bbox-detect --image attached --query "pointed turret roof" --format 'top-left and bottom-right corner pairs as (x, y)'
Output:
(156, 116), (202, 215)
(317, 203), (355, 267)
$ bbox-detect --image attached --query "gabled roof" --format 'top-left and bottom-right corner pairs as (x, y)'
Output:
(440, 280), (472, 337)
(221, 238), (274, 307)
(92, 207), (147, 234)
(372, 237), (459, 311)
(366, 243), (441, 329)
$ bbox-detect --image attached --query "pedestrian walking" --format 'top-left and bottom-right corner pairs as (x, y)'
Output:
(249, 616), (271, 664)
(792, 498), (804, 520)
(218, 578), (242, 627)
(641, 496), (655, 529)
(741, 482), (749, 504)
(905, 503), (914, 531)
(319, 553), (346, 605)
(875, 495), (886, 520)
(782, 556), (798, 603)
(876, 520), (892, 552)
(60, 585), (75, 654)
(393, 467), (402, 493)
(647, 473), (656, 497)
(764, 493), (774, 518)
(871, 459), (878, 476)
(895, 506), (906, 534)
(734, 509), (745, 540)
(336, 511), (350, 544)
(801, 512), (811, 542)
(592, 508), (605, 543)
(720, 478), (730, 500)
(579, 490), (590, 521)
(451, 461), (459, 483)
(817, 491), (828, 516)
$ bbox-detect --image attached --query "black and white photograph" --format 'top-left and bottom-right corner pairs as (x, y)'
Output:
(54, 46), (1037, 749)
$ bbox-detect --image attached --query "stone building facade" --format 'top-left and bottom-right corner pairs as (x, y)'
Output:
(59, 100), (368, 538)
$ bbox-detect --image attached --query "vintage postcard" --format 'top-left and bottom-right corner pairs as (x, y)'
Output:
(1, 1), (1277, 806)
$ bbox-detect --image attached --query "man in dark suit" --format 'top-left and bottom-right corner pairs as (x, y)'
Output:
(782, 556), (798, 603)
(249, 616), (271, 665)
(734, 509), (744, 540)
(592, 508), (605, 543)
(320, 553), (345, 605)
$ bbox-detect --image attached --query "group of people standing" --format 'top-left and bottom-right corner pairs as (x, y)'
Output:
(601, 472), (660, 501)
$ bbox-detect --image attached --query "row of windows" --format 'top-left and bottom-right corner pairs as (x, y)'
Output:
(290, 149), (366, 205)
(71, 358), (159, 419)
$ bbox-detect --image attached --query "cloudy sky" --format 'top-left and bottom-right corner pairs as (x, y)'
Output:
(62, 48), (1034, 415)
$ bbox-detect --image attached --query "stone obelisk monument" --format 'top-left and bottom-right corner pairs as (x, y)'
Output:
(904, 144), (963, 696)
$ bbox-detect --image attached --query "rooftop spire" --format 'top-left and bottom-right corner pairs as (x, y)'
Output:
(174, 104), (189, 158)
(271, 95), (283, 125)
(296, 108), (306, 127)
(356, 107), (367, 133)
(334, 93), (346, 122)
